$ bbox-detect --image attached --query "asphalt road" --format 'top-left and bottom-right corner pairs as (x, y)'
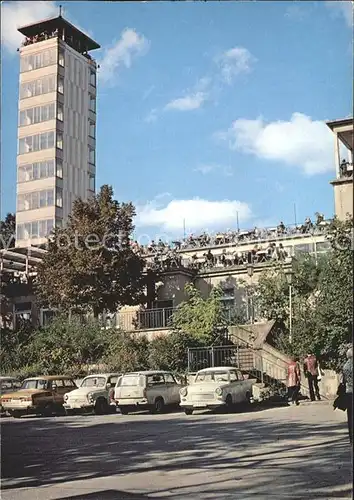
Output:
(1, 403), (352, 500)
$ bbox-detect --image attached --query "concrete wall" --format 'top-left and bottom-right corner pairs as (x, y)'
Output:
(332, 179), (353, 220)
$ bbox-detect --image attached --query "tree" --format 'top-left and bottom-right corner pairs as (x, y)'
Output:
(103, 330), (149, 373)
(35, 185), (147, 317)
(148, 330), (203, 373)
(255, 217), (353, 370)
(0, 213), (16, 249)
(28, 315), (109, 377)
(171, 283), (230, 345)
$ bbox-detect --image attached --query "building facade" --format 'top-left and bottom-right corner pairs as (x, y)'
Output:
(327, 118), (353, 220)
(15, 15), (99, 248)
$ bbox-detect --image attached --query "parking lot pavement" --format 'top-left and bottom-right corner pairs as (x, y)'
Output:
(1, 403), (352, 500)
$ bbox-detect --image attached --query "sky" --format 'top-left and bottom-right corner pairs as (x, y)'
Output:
(1, 0), (352, 241)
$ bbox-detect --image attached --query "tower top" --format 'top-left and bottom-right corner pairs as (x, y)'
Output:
(18, 15), (100, 52)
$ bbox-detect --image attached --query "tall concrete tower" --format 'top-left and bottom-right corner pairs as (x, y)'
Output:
(15, 14), (100, 247)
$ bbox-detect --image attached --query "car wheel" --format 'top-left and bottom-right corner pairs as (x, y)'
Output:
(12, 411), (22, 419)
(41, 403), (54, 417)
(245, 391), (252, 405)
(94, 399), (109, 415)
(151, 397), (165, 414)
(184, 408), (194, 415)
(65, 408), (75, 416)
(119, 407), (129, 415)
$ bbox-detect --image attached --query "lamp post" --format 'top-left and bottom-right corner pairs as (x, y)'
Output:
(246, 263), (254, 324)
(284, 267), (294, 343)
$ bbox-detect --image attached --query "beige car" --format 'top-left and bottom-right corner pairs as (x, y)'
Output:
(180, 366), (255, 415)
(114, 371), (181, 414)
(0, 376), (77, 418)
(0, 377), (22, 414)
(63, 373), (121, 415)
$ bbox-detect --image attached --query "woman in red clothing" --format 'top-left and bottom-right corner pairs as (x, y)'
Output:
(287, 357), (301, 405)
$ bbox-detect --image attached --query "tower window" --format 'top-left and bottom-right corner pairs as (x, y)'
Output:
(90, 70), (96, 87)
(89, 95), (96, 113)
(58, 49), (65, 67)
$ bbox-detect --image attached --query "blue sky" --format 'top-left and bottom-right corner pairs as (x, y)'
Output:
(1, 1), (352, 240)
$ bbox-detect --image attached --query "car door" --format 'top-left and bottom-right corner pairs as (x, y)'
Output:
(236, 370), (248, 402)
(146, 374), (165, 404)
(52, 379), (67, 405)
(107, 375), (119, 402)
(229, 370), (243, 403)
(163, 373), (180, 404)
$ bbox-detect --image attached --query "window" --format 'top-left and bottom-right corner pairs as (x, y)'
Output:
(89, 121), (95, 138)
(58, 49), (65, 67)
(64, 379), (76, 388)
(19, 131), (55, 154)
(88, 147), (95, 165)
(56, 132), (63, 149)
(58, 77), (64, 94)
(20, 48), (57, 72)
(89, 95), (96, 112)
(20, 75), (56, 99)
(229, 371), (238, 382)
(17, 219), (54, 240)
(57, 103), (63, 121)
(56, 188), (63, 208)
(19, 103), (55, 126)
(18, 160), (55, 182)
(164, 373), (176, 384)
(147, 374), (165, 386)
(56, 159), (63, 178)
(55, 219), (63, 229)
(90, 70), (96, 87)
(109, 376), (119, 386)
(294, 243), (312, 254)
(17, 190), (55, 211)
(316, 241), (331, 252)
(52, 379), (64, 388)
(89, 173), (95, 191)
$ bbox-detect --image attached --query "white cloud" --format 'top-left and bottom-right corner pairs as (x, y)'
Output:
(325, 1), (352, 27)
(219, 113), (335, 175)
(136, 197), (252, 233)
(216, 47), (257, 84)
(164, 92), (207, 111)
(99, 28), (149, 84)
(1, 1), (57, 53)
(194, 164), (233, 177)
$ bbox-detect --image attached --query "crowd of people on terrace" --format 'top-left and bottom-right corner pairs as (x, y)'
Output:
(131, 213), (328, 257)
(21, 30), (92, 59)
(22, 29), (60, 46)
(130, 214), (328, 273)
(143, 242), (290, 273)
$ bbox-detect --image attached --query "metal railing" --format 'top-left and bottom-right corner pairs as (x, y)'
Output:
(102, 307), (175, 331)
(100, 304), (257, 332)
(187, 341), (288, 394)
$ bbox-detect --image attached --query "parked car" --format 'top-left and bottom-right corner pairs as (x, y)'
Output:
(0, 376), (77, 418)
(179, 366), (256, 415)
(114, 371), (181, 414)
(63, 373), (121, 415)
(0, 377), (22, 414)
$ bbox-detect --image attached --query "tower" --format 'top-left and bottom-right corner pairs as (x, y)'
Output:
(327, 118), (353, 220)
(15, 14), (100, 247)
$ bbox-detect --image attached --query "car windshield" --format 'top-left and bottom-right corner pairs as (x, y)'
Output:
(118, 375), (141, 387)
(21, 379), (49, 390)
(195, 371), (230, 383)
(80, 377), (106, 388)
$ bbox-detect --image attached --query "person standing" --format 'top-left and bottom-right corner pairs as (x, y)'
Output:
(342, 347), (353, 444)
(303, 353), (321, 401)
(287, 357), (301, 405)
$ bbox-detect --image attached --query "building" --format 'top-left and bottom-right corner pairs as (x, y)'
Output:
(15, 14), (100, 248)
(327, 117), (353, 220)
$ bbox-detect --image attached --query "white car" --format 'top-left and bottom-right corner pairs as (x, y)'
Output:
(63, 373), (121, 415)
(179, 366), (256, 415)
(114, 371), (181, 414)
